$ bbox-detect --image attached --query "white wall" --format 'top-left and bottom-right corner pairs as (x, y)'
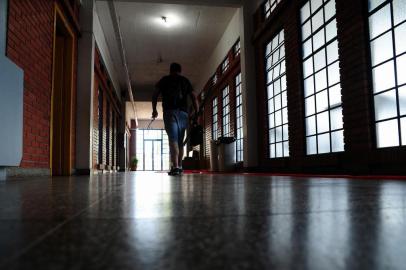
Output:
(195, 9), (241, 91)
(0, 0), (24, 173)
(195, 0), (262, 168)
(94, 11), (121, 99)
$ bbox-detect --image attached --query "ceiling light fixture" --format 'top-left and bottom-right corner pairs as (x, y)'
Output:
(154, 14), (182, 28)
(161, 16), (171, 28)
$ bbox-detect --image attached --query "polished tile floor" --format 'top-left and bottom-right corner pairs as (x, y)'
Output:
(1, 172), (406, 269)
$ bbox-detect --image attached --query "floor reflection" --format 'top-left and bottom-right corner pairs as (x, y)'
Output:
(1, 173), (406, 269)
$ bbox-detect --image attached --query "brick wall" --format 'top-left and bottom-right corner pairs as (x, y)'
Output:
(253, 0), (406, 174)
(7, 0), (54, 168)
(6, 0), (78, 170)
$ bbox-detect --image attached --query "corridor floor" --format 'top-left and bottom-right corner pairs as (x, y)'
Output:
(0, 172), (406, 269)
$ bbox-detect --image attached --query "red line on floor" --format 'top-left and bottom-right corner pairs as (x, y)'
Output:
(182, 170), (406, 180)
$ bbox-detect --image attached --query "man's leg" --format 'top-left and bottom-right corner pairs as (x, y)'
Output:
(164, 111), (180, 171)
(169, 140), (179, 168)
(178, 142), (183, 168)
(177, 111), (188, 169)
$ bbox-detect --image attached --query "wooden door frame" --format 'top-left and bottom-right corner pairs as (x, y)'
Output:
(50, 3), (76, 175)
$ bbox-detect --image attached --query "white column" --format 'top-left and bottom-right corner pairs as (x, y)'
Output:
(239, 4), (259, 168)
(76, 0), (96, 174)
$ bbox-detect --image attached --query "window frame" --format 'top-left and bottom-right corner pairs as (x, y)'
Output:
(235, 73), (244, 162)
(212, 97), (219, 140)
(222, 86), (231, 137)
(234, 39), (241, 57)
(265, 29), (290, 159)
(367, 0), (406, 148)
(300, 0), (345, 155)
(221, 56), (230, 74)
(263, 0), (283, 19)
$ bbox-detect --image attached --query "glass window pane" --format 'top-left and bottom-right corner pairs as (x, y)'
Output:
(275, 110), (282, 126)
(312, 8), (324, 31)
(282, 108), (288, 124)
(399, 86), (406, 115)
(276, 143), (283, 157)
(329, 84), (342, 107)
(315, 69), (328, 92)
(267, 84), (274, 98)
(326, 19), (338, 41)
(318, 133), (331, 154)
(283, 124), (289, 140)
(331, 130), (344, 152)
(304, 57), (314, 77)
(275, 79), (281, 95)
(268, 98), (274, 114)
(269, 114), (274, 129)
(301, 2), (311, 23)
(325, 0), (336, 21)
(314, 48), (327, 71)
(281, 76), (287, 91)
(328, 62), (340, 86)
(313, 29), (326, 50)
(393, 0), (406, 25)
(282, 91), (287, 108)
(306, 96), (316, 116)
(376, 119), (400, 147)
(395, 23), (406, 55)
(311, 0), (323, 13)
(303, 21), (312, 41)
(317, 111), (330, 133)
(402, 117), (406, 145)
(397, 54), (406, 85)
(275, 94), (282, 111)
(276, 126), (283, 142)
(306, 116), (317, 136)
(369, 0), (386, 12)
(327, 40), (339, 64)
(374, 90), (398, 121)
(303, 39), (313, 58)
(369, 4), (392, 39)
(305, 76), (315, 97)
(370, 31), (394, 66)
(307, 136), (317, 155)
(372, 61), (396, 92)
(283, 142), (290, 156)
(270, 144), (275, 158)
(270, 129), (275, 143)
(330, 107), (343, 130)
(316, 90), (329, 112)
(281, 60), (286, 74)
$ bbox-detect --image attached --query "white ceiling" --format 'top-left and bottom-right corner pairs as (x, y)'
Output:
(96, 1), (238, 100)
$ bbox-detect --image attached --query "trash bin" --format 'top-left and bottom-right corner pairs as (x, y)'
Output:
(218, 137), (236, 172)
(210, 140), (219, 172)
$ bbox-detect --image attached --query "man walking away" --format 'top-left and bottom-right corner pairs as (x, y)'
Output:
(152, 63), (199, 176)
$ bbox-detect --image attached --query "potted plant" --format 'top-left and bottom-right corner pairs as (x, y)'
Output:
(131, 157), (138, 171)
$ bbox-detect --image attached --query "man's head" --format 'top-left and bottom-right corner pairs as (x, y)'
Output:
(170, 63), (182, 74)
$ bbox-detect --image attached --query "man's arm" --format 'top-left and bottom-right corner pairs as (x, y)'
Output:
(152, 86), (160, 119)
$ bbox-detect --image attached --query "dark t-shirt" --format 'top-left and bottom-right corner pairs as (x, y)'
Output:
(156, 75), (193, 112)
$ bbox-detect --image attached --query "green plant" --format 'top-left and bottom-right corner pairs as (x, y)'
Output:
(131, 157), (138, 166)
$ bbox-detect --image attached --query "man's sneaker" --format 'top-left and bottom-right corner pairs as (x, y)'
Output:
(168, 167), (182, 176)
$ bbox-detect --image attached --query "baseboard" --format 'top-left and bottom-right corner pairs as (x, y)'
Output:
(75, 168), (92, 175)
(5, 167), (50, 179)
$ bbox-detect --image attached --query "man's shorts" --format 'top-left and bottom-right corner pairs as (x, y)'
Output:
(163, 110), (189, 146)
